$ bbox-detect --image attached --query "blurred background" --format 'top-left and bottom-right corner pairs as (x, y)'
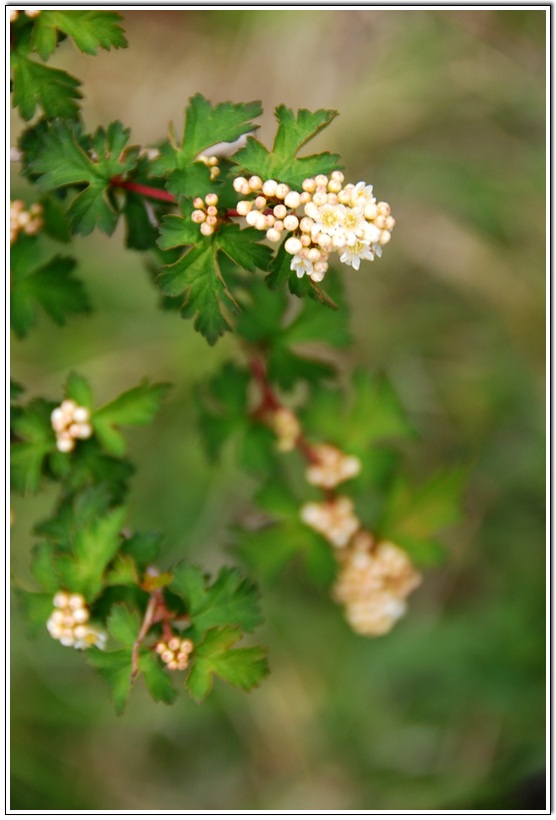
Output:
(10, 8), (546, 811)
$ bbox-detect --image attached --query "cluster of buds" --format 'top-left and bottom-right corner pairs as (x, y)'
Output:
(270, 407), (302, 452)
(191, 192), (220, 237)
(333, 533), (421, 636)
(301, 496), (360, 549)
(155, 636), (194, 671)
(305, 443), (361, 489)
(197, 154), (220, 181)
(10, 199), (43, 244)
(47, 592), (107, 649)
(232, 172), (394, 282)
(51, 399), (93, 453)
(10, 9), (41, 22)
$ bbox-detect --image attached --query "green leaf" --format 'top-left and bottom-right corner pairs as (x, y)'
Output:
(236, 524), (301, 583)
(11, 381), (24, 402)
(30, 120), (139, 235)
(267, 346), (335, 392)
(234, 105), (341, 189)
(10, 249), (90, 337)
(346, 370), (416, 449)
(11, 51), (82, 121)
(239, 424), (278, 475)
(300, 371), (415, 453)
(54, 507), (126, 601)
(185, 626), (268, 703)
(238, 472), (338, 585)
(158, 243), (237, 345)
(272, 106), (339, 160)
(380, 469), (465, 549)
(170, 566), (263, 638)
(122, 531), (163, 569)
(157, 212), (200, 250)
(165, 163), (214, 200)
(234, 272), (346, 390)
(196, 362), (253, 459)
(235, 276), (288, 343)
(65, 372), (93, 409)
(282, 268), (351, 349)
(87, 647), (132, 715)
(95, 381), (171, 427)
(11, 399), (54, 494)
(36, 487), (113, 547)
(50, 439), (135, 505)
(105, 554), (138, 587)
(31, 11), (127, 59)
(93, 381), (171, 457)
(15, 589), (54, 637)
(157, 212), (274, 345)
(122, 190), (159, 251)
(153, 95), (262, 175)
(266, 239), (293, 289)
(30, 543), (60, 593)
(237, 517), (336, 586)
(40, 195), (71, 242)
(106, 604), (140, 647)
(216, 223), (273, 273)
(139, 653), (178, 706)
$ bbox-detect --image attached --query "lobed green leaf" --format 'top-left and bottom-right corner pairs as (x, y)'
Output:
(185, 625), (268, 702)
(234, 104), (341, 189)
(11, 51), (81, 121)
(10, 248), (90, 338)
(170, 565), (264, 639)
(153, 95), (262, 174)
(87, 647), (132, 715)
(140, 652), (178, 705)
(31, 11), (127, 60)
(54, 507), (127, 601)
(30, 120), (139, 235)
(106, 604), (140, 647)
(93, 381), (171, 457)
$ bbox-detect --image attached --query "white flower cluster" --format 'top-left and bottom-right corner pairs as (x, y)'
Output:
(191, 192), (220, 237)
(333, 534), (421, 636)
(51, 399), (93, 453)
(155, 636), (194, 671)
(47, 591), (107, 649)
(197, 154), (220, 181)
(301, 496), (360, 549)
(305, 443), (361, 489)
(10, 199), (43, 245)
(271, 407), (302, 452)
(232, 171), (394, 282)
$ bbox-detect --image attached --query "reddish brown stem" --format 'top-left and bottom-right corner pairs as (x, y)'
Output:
(110, 176), (176, 204)
(249, 358), (280, 413)
(249, 356), (320, 464)
(130, 584), (189, 682)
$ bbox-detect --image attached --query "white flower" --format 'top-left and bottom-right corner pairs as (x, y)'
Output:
(290, 253), (315, 279)
(74, 627), (107, 651)
(361, 221), (382, 245)
(301, 497), (360, 549)
(350, 181), (375, 207)
(339, 241), (375, 270)
(333, 539), (421, 636)
(305, 444), (361, 488)
(339, 206), (366, 246)
(307, 202), (346, 238)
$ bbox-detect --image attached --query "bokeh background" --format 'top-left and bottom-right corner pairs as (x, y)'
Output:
(10, 8), (546, 811)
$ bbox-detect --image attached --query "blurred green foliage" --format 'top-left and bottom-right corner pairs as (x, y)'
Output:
(10, 8), (545, 810)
